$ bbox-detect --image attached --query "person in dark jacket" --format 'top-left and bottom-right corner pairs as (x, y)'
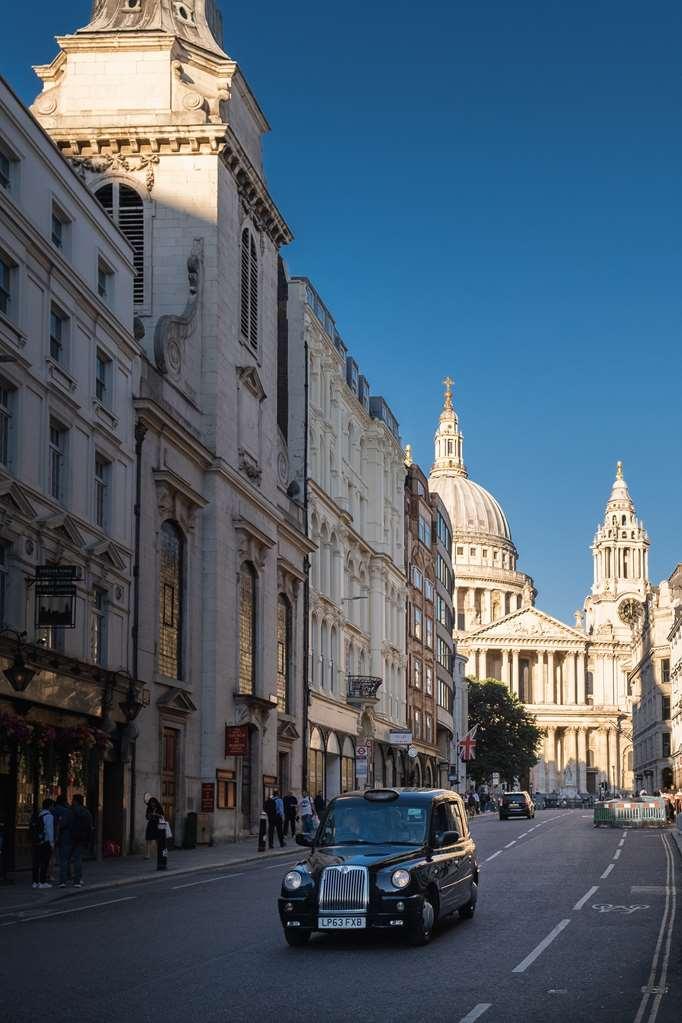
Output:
(145, 797), (163, 859)
(69, 794), (93, 887)
(282, 793), (298, 837)
(53, 793), (74, 887)
(313, 793), (326, 817)
(264, 791), (285, 849)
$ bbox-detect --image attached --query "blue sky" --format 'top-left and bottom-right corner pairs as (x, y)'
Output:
(3, 1), (681, 621)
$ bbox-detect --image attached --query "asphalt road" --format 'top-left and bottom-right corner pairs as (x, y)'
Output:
(1, 810), (680, 1023)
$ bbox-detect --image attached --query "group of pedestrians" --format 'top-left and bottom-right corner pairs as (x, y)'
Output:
(654, 789), (682, 823)
(30, 792), (93, 890)
(263, 789), (325, 848)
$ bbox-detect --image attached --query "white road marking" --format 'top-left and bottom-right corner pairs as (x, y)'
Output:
(504, 841), (517, 848)
(518, 832), (530, 838)
(573, 885), (599, 911)
(172, 872), (245, 890)
(622, 830), (627, 839)
(512, 919), (571, 973)
(19, 896), (136, 921)
(601, 863), (615, 880)
(484, 851), (503, 862)
(634, 836), (677, 1023)
(457, 1004), (492, 1023)
(613, 849), (622, 860)
(618, 838), (625, 848)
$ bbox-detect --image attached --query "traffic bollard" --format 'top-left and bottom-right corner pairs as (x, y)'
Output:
(258, 811), (267, 852)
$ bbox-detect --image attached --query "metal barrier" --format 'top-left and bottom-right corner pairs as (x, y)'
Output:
(593, 798), (668, 829)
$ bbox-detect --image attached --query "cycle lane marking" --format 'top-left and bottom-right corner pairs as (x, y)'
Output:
(573, 885), (599, 911)
(633, 835), (677, 1023)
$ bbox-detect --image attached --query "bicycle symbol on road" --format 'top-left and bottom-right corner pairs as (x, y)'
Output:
(591, 904), (649, 915)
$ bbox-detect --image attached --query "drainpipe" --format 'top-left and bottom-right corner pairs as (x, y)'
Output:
(301, 336), (310, 793)
(129, 418), (147, 854)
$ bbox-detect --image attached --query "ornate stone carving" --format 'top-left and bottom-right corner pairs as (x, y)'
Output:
(154, 239), (203, 378)
(238, 449), (262, 484)
(69, 152), (160, 193)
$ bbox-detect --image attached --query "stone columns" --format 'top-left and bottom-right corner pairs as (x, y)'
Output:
(482, 589), (492, 626)
(547, 651), (555, 704)
(502, 649), (510, 689)
(567, 652), (576, 704)
(545, 726), (556, 791)
(479, 648), (487, 680)
(577, 727), (587, 793)
(511, 649), (520, 698)
(577, 652), (586, 705)
(535, 651), (544, 705)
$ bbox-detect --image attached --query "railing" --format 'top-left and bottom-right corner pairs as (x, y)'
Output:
(347, 676), (383, 701)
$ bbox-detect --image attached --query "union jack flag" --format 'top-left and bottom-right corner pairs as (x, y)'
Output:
(458, 725), (478, 762)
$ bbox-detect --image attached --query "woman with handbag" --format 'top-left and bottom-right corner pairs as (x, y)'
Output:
(144, 797), (163, 859)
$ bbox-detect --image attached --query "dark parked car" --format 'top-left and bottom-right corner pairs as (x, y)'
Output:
(278, 788), (479, 947)
(499, 791), (535, 820)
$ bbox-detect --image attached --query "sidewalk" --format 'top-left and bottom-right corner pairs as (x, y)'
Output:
(0, 836), (295, 911)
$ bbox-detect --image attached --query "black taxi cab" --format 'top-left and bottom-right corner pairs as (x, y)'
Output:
(278, 788), (479, 947)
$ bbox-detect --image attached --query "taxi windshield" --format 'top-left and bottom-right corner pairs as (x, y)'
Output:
(317, 797), (427, 847)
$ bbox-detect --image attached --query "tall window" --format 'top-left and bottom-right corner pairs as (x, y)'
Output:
(413, 658), (422, 689)
(159, 521), (184, 678)
(91, 587), (107, 666)
(95, 183), (145, 305)
(96, 349), (111, 406)
(413, 607), (423, 640)
(238, 563), (256, 695)
(0, 542), (8, 624)
(240, 228), (258, 350)
(425, 665), (433, 695)
(51, 203), (70, 252)
(49, 305), (68, 363)
(276, 595), (291, 714)
(94, 453), (110, 529)
(49, 422), (66, 502)
(0, 253), (15, 319)
(97, 258), (114, 303)
(0, 381), (14, 468)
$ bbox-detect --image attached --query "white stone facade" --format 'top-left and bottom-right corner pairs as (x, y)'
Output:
(0, 74), (139, 865)
(30, 5), (312, 848)
(287, 276), (407, 796)
(669, 602), (682, 790)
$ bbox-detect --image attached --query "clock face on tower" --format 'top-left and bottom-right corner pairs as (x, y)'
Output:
(618, 598), (642, 625)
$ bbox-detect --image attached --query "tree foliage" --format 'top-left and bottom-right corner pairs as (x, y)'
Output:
(466, 678), (543, 788)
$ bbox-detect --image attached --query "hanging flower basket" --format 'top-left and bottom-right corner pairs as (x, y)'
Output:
(0, 712), (112, 762)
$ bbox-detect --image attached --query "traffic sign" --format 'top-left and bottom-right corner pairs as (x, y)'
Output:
(407, 745), (418, 759)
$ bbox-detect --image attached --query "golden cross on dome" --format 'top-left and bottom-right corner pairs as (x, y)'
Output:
(442, 376), (454, 410)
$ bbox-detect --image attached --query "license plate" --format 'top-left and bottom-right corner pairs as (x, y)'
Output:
(318, 916), (366, 929)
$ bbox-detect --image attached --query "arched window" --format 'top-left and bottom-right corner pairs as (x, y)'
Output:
(276, 595), (291, 714)
(159, 520), (184, 678)
(240, 228), (258, 350)
(95, 183), (145, 306)
(238, 563), (257, 694)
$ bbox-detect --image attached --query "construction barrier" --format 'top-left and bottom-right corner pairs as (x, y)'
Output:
(593, 798), (667, 829)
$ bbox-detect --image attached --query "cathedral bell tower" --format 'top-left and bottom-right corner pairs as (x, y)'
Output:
(430, 377), (467, 480)
(584, 462), (649, 634)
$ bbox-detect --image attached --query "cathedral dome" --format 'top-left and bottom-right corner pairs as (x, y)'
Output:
(430, 474), (512, 542)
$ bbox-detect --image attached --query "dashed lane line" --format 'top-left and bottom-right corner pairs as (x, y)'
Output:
(457, 1004), (492, 1023)
(512, 919), (571, 973)
(484, 851), (503, 862)
(18, 896), (137, 922)
(172, 872), (245, 890)
(573, 885), (599, 911)
(613, 849), (622, 861)
(601, 863), (615, 880)
(504, 841), (517, 848)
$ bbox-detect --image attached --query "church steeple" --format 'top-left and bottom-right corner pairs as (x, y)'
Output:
(80, 1), (226, 56)
(430, 376), (467, 479)
(590, 461), (649, 597)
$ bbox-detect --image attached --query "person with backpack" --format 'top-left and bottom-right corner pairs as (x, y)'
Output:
(69, 794), (93, 887)
(30, 798), (55, 889)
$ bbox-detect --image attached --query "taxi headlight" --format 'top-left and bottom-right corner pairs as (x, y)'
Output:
(391, 869), (411, 890)
(283, 870), (303, 891)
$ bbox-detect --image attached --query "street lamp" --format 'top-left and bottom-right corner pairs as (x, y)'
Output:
(0, 628), (36, 693)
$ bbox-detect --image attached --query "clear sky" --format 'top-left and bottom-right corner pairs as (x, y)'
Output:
(3, 1), (681, 622)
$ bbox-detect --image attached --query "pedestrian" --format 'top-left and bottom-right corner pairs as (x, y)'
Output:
(264, 790), (285, 848)
(283, 792), (298, 837)
(69, 794), (93, 887)
(52, 793), (74, 888)
(299, 790), (315, 835)
(145, 797), (163, 859)
(30, 798), (55, 889)
(473, 791), (480, 815)
(314, 792), (326, 817)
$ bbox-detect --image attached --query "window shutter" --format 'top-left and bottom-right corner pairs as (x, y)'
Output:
(240, 229), (251, 339)
(249, 235), (258, 349)
(118, 186), (145, 306)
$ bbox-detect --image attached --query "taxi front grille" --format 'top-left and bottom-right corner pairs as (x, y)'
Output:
(318, 865), (369, 912)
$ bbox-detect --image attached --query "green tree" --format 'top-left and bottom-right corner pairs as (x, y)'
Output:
(465, 678), (543, 788)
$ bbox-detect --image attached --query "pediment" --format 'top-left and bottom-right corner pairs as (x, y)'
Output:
(467, 606), (586, 645)
(39, 512), (86, 549)
(157, 688), (197, 714)
(237, 365), (266, 402)
(0, 480), (37, 519)
(278, 719), (300, 742)
(87, 539), (126, 571)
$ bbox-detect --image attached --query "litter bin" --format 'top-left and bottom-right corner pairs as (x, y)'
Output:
(183, 811), (198, 849)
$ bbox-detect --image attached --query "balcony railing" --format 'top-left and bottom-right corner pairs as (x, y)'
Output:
(347, 676), (383, 702)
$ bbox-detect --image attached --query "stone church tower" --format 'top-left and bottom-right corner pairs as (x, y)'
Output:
(30, 1), (313, 846)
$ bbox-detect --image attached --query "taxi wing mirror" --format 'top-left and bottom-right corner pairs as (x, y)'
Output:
(435, 830), (460, 848)
(296, 833), (313, 847)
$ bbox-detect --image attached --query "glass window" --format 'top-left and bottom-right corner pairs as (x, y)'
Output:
(96, 183), (145, 305)
(276, 595), (291, 714)
(0, 151), (10, 191)
(662, 695), (670, 720)
(49, 422), (66, 502)
(425, 616), (434, 649)
(456, 546), (464, 556)
(414, 709), (421, 739)
(217, 770), (237, 809)
(97, 258), (113, 303)
(662, 733), (671, 757)
(159, 521), (184, 679)
(240, 228), (258, 350)
(413, 607), (422, 640)
(0, 542), (8, 624)
(0, 255), (12, 317)
(238, 562), (256, 694)
(425, 666), (433, 695)
(413, 658), (422, 688)
(418, 515), (431, 546)
(0, 381), (14, 468)
(425, 713), (433, 744)
(91, 587), (107, 666)
(318, 796), (427, 847)
(411, 565), (423, 590)
(424, 579), (434, 603)
(661, 659), (670, 684)
(416, 480), (425, 497)
(96, 349), (111, 405)
(49, 305), (68, 363)
(51, 203), (70, 251)
(94, 453), (110, 529)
